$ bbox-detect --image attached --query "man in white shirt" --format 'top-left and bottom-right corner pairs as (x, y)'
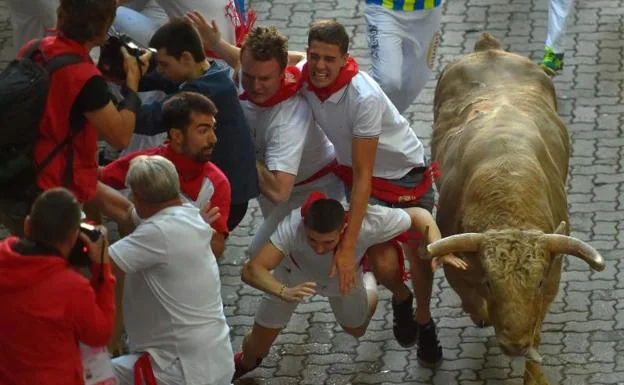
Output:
(108, 155), (234, 385)
(298, 20), (443, 367)
(233, 193), (466, 380)
(186, 15), (345, 255)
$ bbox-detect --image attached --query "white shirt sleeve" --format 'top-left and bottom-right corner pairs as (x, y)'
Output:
(352, 93), (383, 138)
(359, 205), (412, 248)
(269, 212), (298, 255)
(109, 221), (169, 273)
(264, 101), (311, 176)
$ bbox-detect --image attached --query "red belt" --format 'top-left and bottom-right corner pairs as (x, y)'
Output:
(333, 162), (441, 204)
(294, 159), (338, 187)
(133, 353), (157, 385)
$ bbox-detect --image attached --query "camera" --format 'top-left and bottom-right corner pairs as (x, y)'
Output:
(97, 30), (157, 83)
(68, 223), (102, 267)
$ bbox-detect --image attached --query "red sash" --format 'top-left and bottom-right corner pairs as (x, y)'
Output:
(133, 353), (157, 385)
(333, 162), (441, 204)
(294, 159), (338, 187)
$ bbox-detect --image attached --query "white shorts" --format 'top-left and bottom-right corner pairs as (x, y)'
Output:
(112, 354), (233, 385)
(364, 4), (442, 113)
(254, 267), (369, 329)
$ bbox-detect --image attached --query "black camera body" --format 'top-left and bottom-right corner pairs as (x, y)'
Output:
(97, 31), (157, 83)
(68, 223), (101, 267)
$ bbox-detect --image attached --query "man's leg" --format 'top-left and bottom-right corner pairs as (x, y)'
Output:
(331, 272), (378, 337)
(401, 7), (442, 110)
(7, 0), (57, 50)
(367, 242), (418, 347)
(155, 0), (237, 44)
(364, 5), (407, 113)
(235, 287), (297, 379)
(541, 0), (575, 74)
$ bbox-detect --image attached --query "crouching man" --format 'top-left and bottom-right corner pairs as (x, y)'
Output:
(234, 192), (466, 380)
(108, 155), (234, 385)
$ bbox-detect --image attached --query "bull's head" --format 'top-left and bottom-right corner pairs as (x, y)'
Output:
(427, 222), (604, 356)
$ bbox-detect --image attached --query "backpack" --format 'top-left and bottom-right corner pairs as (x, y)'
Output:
(0, 40), (84, 204)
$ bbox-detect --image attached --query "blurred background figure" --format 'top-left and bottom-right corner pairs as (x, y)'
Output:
(539, 0), (575, 75)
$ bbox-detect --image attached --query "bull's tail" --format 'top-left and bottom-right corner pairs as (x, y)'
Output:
(474, 32), (503, 52)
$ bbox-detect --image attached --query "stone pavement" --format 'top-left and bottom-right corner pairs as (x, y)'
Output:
(1, 1), (624, 384)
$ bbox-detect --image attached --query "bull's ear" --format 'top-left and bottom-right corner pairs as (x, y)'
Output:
(553, 221), (567, 235)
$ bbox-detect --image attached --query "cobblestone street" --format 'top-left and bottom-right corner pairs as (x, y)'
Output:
(1, 0), (624, 384)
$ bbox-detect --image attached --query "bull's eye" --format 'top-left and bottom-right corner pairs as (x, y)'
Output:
(538, 279), (544, 289)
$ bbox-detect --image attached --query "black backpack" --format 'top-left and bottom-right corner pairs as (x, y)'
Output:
(0, 40), (84, 204)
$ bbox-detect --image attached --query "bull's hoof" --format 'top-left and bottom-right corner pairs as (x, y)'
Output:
(469, 313), (492, 328)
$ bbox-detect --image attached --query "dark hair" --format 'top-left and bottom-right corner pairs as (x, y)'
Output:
(308, 20), (350, 55)
(149, 19), (206, 62)
(29, 188), (82, 246)
(303, 199), (345, 233)
(241, 26), (289, 70)
(56, 0), (117, 44)
(162, 92), (218, 134)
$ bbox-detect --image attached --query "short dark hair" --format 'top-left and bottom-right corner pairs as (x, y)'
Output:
(149, 19), (206, 62)
(162, 92), (218, 134)
(303, 199), (345, 233)
(29, 188), (82, 246)
(308, 20), (350, 55)
(56, 0), (116, 44)
(241, 26), (289, 70)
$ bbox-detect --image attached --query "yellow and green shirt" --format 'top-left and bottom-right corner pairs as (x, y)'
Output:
(366, 0), (442, 11)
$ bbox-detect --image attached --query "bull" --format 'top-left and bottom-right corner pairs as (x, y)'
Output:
(427, 33), (605, 385)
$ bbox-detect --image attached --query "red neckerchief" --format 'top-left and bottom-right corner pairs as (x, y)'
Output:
(162, 143), (205, 201)
(302, 57), (359, 102)
(240, 66), (302, 107)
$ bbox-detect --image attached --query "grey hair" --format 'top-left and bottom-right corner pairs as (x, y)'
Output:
(126, 155), (180, 203)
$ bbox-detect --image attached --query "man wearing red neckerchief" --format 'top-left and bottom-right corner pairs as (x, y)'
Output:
(189, 18), (345, 257)
(97, 92), (231, 258)
(229, 192), (466, 380)
(298, 20), (443, 367)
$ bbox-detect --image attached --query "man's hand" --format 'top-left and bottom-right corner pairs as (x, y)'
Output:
(280, 282), (317, 303)
(329, 246), (356, 295)
(200, 202), (221, 225)
(79, 225), (110, 265)
(185, 10), (221, 51)
(431, 254), (468, 271)
(121, 47), (151, 91)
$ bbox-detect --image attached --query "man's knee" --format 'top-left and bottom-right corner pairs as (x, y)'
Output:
(368, 243), (402, 280)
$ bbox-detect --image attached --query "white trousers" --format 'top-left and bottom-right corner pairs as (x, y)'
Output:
(247, 173), (345, 258)
(112, 354), (233, 385)
(113, 0), (237, 48)
(546, 0), (575, 54)
(7, 0), (58, 49)
(364, 4), (442, 114)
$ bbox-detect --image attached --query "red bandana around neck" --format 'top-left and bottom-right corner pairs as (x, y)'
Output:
(302, 57), (359, 102)
(239, 66), (302, 107)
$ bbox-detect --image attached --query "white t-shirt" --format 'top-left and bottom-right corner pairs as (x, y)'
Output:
(299, 68), (426, 179)
(109, 204), (234, 385)
(241, 95), (336, 183)
(269, 204), (412, 296)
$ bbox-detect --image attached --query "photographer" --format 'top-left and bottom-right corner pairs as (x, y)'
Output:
(16, 0), (149, 205)
(0, 188), (116, 385)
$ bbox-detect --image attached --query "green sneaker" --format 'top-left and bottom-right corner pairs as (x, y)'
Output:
(539, 47), (564, 75)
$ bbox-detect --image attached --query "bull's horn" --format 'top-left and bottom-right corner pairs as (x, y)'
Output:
(427, 233), (485, 256)
(543, 234), (605, 271)
(553, 221), (566, 235)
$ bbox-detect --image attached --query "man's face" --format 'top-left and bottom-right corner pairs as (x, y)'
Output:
(305, 228), (343, 254)
(178, 112), (217, 163)
(156, 48), (192, 83)
(240, 50), (283, 104)
(306, 40), (347, 89)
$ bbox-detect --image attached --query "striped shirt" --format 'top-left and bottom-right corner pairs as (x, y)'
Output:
(366, 0), (442, 11)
